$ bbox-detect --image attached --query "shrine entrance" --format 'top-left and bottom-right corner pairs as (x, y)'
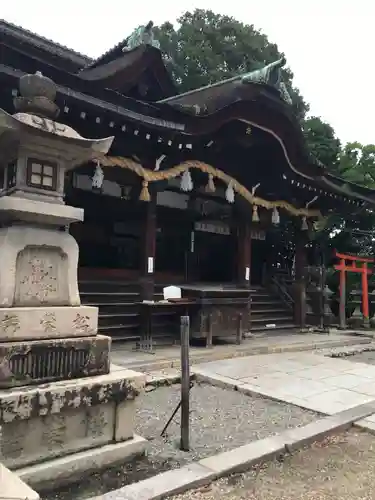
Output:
(250, 231), (268, 286)
(194, 220), (235, 283)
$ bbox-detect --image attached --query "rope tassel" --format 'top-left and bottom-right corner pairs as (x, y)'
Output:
(180, 169), (193, 192)
(272, 207), (280, 225)
(252, 205), (260, 222)
(205, 173), (216, 193)
(225, 181), (235, 203)
(139, 179), (150, 201)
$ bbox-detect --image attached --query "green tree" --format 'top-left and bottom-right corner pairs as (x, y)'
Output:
(155, 9), (309, 119)
(303, 116), (341, 173)
(338, 142), (375, 188)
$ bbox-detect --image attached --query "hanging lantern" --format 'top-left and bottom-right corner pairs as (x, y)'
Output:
(271, 207), (280, 225)
(252, 205), (260, 222)
(301, 216), (308, 230)
(205, 173), (216, 193)
(180, 169), (193, 192)
(225, 181), (235, 203)
(92, 160), (104, 189)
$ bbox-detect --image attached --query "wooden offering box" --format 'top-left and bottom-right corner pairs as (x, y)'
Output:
(181, 285), (251, 345)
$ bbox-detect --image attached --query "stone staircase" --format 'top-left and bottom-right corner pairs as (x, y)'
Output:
(250, 286), (297, 334)
(79, 280), (181, 343)
(79, 280), (298, 343)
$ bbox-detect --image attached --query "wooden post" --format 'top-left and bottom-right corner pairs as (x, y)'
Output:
(339, 258), (346, 329)
(237, 221), (251, 286)
(206, 312), (213, 348)
(139, 193), (156, 301)
(236, 313), (243, 344)
(294, 234), (307, 329)
(362, 262), (370, 328)
(180, 315), (190, 451)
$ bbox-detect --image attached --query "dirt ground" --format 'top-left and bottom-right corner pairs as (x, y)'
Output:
(173, 429), (375, 500)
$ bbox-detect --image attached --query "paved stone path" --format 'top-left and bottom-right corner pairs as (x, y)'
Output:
(111, 333), (371, 373)
(193, 351), (375, 431)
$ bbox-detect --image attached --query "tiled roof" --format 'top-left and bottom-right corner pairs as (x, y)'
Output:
(83, 37), (127, 70)
(0, 19), (92, 66)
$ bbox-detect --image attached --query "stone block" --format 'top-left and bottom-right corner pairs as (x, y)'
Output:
(0, 367), (145, 423)
(284, 401), (375, 452)
(0, 368), (146, 469)
(0, 225), (80, 308)
(0, 305), (98, 341)
(0, 195), (84, 226)
(0, 334), (111, 388)
(115, 399), (136, 441)
(17, 435), (147, 490)
(0, 462), (39, 500)
(199, 436), (286, 478)
(97, 463), (215, 500)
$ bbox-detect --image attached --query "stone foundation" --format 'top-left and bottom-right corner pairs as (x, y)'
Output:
(0, 367), (146, 470)
(0, 334), (111, 387)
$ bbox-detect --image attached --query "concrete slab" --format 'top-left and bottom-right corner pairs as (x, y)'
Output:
(16, 434), (147, 489)
(194, 352), (375, 423)
(199, 436), (285, 477)
(91, 463), (214, 500)
(111, 334), (372, 373)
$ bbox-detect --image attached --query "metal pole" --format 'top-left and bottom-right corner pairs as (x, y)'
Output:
(180, 315), (190, 451)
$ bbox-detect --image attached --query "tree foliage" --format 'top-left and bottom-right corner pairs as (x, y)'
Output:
(155, 9), (308, 119)
(338, 143), (375, 188)
(303, 117), (341, 173)
(155, 8), (375, 261)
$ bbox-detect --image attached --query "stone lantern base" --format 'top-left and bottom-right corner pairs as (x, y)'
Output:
(0, 366), (147, 489)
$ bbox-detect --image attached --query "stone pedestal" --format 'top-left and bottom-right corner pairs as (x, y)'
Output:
(0, 367), (147, 488)
(0, 71), (147, 490)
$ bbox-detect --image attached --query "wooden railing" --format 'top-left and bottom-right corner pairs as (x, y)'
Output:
(271, 273), (294, 310)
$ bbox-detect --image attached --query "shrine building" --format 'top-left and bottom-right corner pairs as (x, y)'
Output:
(1, 19), (374, 345)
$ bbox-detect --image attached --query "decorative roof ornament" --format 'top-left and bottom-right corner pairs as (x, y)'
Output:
(122, 21), (161, 52)
(241, 57), (293, 105)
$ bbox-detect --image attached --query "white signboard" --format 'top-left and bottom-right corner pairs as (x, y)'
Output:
(147, 257), (154, 274)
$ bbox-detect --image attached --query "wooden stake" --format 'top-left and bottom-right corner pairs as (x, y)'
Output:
(180, 315), (190, 451)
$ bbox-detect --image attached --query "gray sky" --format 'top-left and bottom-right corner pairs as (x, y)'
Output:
(2, 0), (373, 146)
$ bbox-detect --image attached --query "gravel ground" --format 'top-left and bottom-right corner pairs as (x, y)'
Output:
(344, 349), (375, 365)
(40, 383), (317, 500)
(172, 429), (375, 500)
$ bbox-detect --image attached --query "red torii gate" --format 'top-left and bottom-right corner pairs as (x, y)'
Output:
(334, 251), (374, 329)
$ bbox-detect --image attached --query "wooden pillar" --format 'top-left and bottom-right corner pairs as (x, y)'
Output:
(294, 233), (307, 329)
(338, 258), (346, 329)
(139, 193), (157, 301)
(186, 198), (197, 283)
(237, 221), (252, 286)
(362, 262), (370, 328)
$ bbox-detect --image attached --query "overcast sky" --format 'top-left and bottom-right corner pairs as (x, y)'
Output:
(2, 0), (373, 146)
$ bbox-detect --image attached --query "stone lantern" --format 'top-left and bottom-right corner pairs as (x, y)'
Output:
(0, 72), (146, 487)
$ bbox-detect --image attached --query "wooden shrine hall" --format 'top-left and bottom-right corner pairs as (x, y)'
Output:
(1, 19), (375, 345)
